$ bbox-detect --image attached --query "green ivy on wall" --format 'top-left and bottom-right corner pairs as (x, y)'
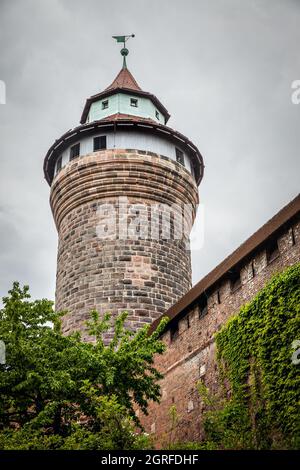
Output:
(202, 263), (300, 449)
(193, 264), (300, 449)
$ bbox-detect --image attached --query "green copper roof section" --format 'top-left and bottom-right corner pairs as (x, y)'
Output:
(87, 92), (165, 124)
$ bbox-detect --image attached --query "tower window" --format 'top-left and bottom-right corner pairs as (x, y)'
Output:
(266, 239), (280, 264)
(130, 98), (138, 107)
(155, 110), (160, 120)
(176, 148), (185, 166)
(102, 99), (109, 110)
(56, 156), (62, 174)
(56, 156), (62, 173)
(70, 143), (80, 161)
(93, 135), (107, 151)
(191, 163), (195, 177)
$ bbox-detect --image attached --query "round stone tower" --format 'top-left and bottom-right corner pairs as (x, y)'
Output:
(44, 46), (204, 341)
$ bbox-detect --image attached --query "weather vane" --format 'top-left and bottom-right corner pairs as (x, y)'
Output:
(112, 34), (135, 68)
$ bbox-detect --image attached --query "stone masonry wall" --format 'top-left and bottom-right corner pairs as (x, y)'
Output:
(141, 218), (300, 445)
(50, 149), (199, 341)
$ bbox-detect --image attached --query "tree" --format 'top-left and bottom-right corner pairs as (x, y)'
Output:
(0, 282), (167, 449)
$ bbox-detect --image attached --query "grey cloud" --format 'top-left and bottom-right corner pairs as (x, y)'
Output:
(0, 0), (299, 302)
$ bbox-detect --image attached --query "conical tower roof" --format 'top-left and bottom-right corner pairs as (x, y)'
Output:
(105, 67), (142, 92)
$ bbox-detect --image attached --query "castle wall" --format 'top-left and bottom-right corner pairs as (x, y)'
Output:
(141, 217), (300, 445)
(50, 149), (199, 342)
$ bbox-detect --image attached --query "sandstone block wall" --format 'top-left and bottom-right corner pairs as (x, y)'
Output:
(50, 149), (199, 341)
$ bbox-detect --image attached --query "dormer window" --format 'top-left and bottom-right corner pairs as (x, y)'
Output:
(170, 322), (179, 342)
(198, 295), (208, 319)
(176, 148), (185, 166)
(93, 135), (107, 151)
(70, 143), (80, 161)
(130, 98), (138, 107)
(155, 110), (160, 120)
(102, 99), (109, 110)
(230, 269), (241, 292)
(266, 239), (280, 264)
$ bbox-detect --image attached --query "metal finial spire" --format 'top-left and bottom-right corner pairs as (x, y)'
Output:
(112, 34), (135, 68)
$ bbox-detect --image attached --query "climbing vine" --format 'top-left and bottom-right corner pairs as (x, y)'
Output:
(201, 263), (300, 449)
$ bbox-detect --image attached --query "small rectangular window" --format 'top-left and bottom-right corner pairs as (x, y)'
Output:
(93, 135), (107, 151)
(170, 322), (179, 342)
(56, 156), (62, 174)
(290, 227), (296, 246)
(266, 239), (280, 264)
(216, 290), (221, 305)
(155, 110), (160, 120)
(186, 315), (190, 328)
(70, 143), (80, 161)
(250, 260), (255, 278)
(198, 296), (208, 319)
(130, 98), (138, 107)
(176, 148), (185, 166)
(230, 269), (241, 292)
(102, 99), (109, 110)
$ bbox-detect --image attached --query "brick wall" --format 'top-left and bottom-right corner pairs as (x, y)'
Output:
(141, 218), (300, 445)
(50, 149), (199, 341)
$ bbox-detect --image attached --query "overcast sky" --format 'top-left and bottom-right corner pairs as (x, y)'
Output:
(0, 0), (299, 304)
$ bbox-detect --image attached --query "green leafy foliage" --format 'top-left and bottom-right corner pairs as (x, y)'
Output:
(199, 263), (300, 449)
(0, 282), (167, 449)
(163, 403), (217, 450)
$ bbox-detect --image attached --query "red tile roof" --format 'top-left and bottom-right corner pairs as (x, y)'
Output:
(105, 67), (142, 91)
(99, 112), (156, 123)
